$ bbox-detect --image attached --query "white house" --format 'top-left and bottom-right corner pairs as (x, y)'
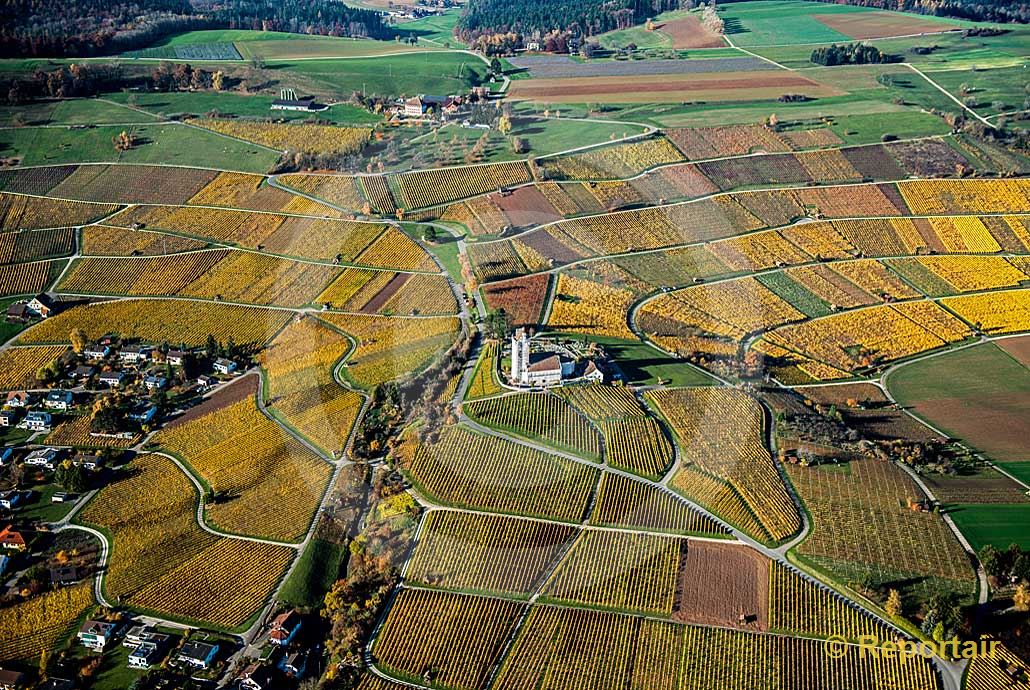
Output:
(24, 447), (59, 469)
(166, 350), (189, 367)
(77, 620), (118, 651)
(26, 294), (54, 319)
(83, 345), (111, 360)
(44, 390), (73, 410)
(23, 411), (52, 433)
(213, 358), (237, 375)
(118, 345), (151, 364)
(178, 641), (218, 669)
(98, 371), (127, 388)
(5, 391), (33, 408)
(143, 375), (167, 391)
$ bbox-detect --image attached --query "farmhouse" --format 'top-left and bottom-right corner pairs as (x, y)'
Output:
(270, 90), (327, 112)
(4, 302), (28, 323)
(403, 94), (460, 118)
(77, 620), (118, 650)
(69, 365), (95, 381)
(50, 564), (81, 586)
(166, 349), (189, 366)
(26, 294), (54, 319)
(5, 391), (32, 408)
(0, 526), (26, 551)
(118, 345), (152, 364)
(268, 610), (302, 646)
(83, 344), (111, 360)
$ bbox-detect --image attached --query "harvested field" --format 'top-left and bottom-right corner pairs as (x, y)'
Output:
(508, 72), (843, 104)
(481, 274), (551, 326)
(506, 55), (773, 79)
(889, 139), (971, 177)
(998, 334), (1030, 367)
(48, 164), (217, 204)
(659, 15), (727, 48)
(813, 11), (958, 40)
(492, 186), (561, 228)
(673, 540), (769, 631)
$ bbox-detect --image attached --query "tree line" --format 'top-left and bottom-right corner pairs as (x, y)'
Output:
(456, 0), (682, 42)
(810, 42), (895, 65)
(719, 0), (1028, 24)
(0, 0), (390, 58)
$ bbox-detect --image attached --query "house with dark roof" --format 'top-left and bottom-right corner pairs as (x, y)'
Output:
(268, 610), (302, 646)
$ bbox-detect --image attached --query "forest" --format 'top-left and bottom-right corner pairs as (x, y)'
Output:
(724, 0), (1029, 24)
(0, 0), (390, 58)
(456, 0), (682, 40)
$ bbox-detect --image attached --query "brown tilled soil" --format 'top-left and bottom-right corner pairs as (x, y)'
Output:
(813, 12), (956, 40)
(164, 372), (258, 429)
(658, 15), (726, 48)
(492, 186), (562, 228)
(998, 335), (1030, 368)
(482, 274), (551, 326)
(672, 541), (769, 631)
(802, 383), (888, 406)
(360, 272), (411, 313)
(914, 395), (1030, 461)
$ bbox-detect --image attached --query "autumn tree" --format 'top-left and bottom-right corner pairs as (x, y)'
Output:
(70, 327), (89, 353)
(1015, 582), (1030, 613)
(885, 589), (902, 618)
(113, 130), (135, 151)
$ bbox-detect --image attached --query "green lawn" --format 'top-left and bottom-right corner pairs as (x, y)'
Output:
(545, 333), (718, 386)
(946, 503), (1030, 551)
(105, 91), (381, 125)
(120, 29), (433, 60)
(888, 343), (1030, 463)
(271, 52), (489, 99)
(827, 110), (950, 145)
(0, 122), (279, 172)
(1001, 462), (1030, 486)
(395, 9), (467, 48)
(402, 224), (461, 282)
(17, 483), (78, 524)
(0, 98), (158, 127)
(279, 537), (347, 608)
(0, 298), (36, 345)
(922, 64), (1030, 117)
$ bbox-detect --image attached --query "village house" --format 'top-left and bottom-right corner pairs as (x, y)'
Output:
(50, 564), (81, 586)
(69, 365), (95, 381)
(213, 358), (238, 375)
(5, 391), (33, 408)
(22, 411), (52, 432)
(22, 410), (52, 431)
(269, 610), (303, 646)
(24, 447), (60, 469)
(26, 294), (54, 319)
(44, 390), (74, 411)
(166, 349), (190, 366)
(197, 374), (218, 388)
(279, 651), (308, 678)
(0, 410), (19, 427)
(128, 634), (169, 670)
(77, 620), (118, 650)
(118, 345), (152, 364)
(0, 490), (23, 510)
(270, 89), (327, 113)
(0, 525), (26, 551)
(83, 344), (111, 360)
(128, 403), (157, 424)
(73, 453), (103, 471)
(98, 371), (127, 388)
(403, 94), (460, 118)
(239, 664), (275, 690)
(143, 374), (167, 391)
(0, 669), (26, 690)
(178, 640), (219, 669)
(4, 302), (28, 323)
(123, 624), (165, 648)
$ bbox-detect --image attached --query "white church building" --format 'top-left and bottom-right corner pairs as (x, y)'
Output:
(510, 328), (603, 387)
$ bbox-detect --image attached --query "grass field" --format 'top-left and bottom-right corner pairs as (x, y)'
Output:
(279, 538), (347, 608)
(922, 64), (1030, 117)
(105, 91), (381, 125)
(270, 53), (489, 99)
(1003, 462), (1030, 486)
(0, 122), (279, 172)
(546, 333), (717, 386)
(0, 98), (158, 127)
(394, 9), (467, 48)
(946, 503), (1030, 551)
(888, 343), (1030, 463)
(121, 29), (436, 60)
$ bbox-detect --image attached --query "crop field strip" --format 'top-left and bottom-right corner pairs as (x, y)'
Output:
(0, 581), (95, 663)
(79, 453), (294, 629)
(463, 392), (602, 461)
(154, 375), (332, 543)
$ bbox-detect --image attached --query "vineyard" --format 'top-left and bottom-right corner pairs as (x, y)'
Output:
(0, 582), (94, 662)
(260, 316), (363, 456)
(465, 341), (503, 400)
(647, 388), (800, 542)
(18, 298), (291, 348)
(0, 345), (68, 389)
(588, 473), (728, 537)
(81, 225), (209, 256)
(155, 377), (331, 542)
(542, 136), (686, 180)
(0, 227), (75, 263)
(193, 119), (370, 155)
(400, 425), (598, 522)
(48, 164), (217, 204)
(0, 259), (65, 297)
(79, 454), (293, 628)
(0, 194), (116, 231)
(406, 511), (577, 596)
(374, 588), (525, 690)
(396, 161), (532, 210)
(464, 392), (602, 460)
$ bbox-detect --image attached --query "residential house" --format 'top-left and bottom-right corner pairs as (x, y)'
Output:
(118, 345), (151, 364)
(196, 374), (217, 388)
(44, 390), (74, 411)
(77, 620), (118, 651)
(73, 453), (103, 471)
(69, 365), (95, 381)
(166, 349), (190, 367)
(124, 624), (165, 648)
(143, 375), (167, 391)
(213, 358), (237, 375)
(0, 410), (19, 427)
(4, 391), (32, 408)
(23, 411), (52, 432)
(583, 360), (604, 383)
(269, 610), (302, 646)
(98, 371), (127, 388)
(178, 641), (218, 669)
(127, 403), (157, 424)
(0, 526), (26, 551)
(50, 565), (80, 586)
(0, 669), (25, 690)
(51, 492), (69, 503)
(0, 448), (10, 465)
(239, 664), (275, 690)
(26, 294), (54, 319)
(5, 302), (28, 323)
(279, 651), (308, 678)
(24, 447), (60, 469)
(83, 344), (111, 360)
(0, 490), (22, 510)
(128, 639), (168, 670)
